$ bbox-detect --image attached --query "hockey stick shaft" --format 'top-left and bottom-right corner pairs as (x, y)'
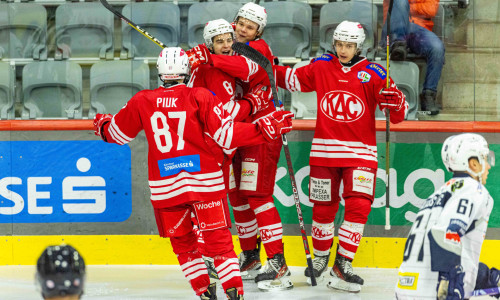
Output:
(231, 42), (317, 286)
(100, 0), (166, 49)
(467, 286), (500, 298)
(385, 0), (395, 231)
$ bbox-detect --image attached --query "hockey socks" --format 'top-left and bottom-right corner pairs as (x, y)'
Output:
(177, 250), (210, 296)
(213, 251), (244, 296)
(338, 221), (364, 260)
(252, 199), (284, 258)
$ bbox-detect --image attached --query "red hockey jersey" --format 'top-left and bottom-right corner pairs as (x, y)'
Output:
(101, 84), (267, 208)
(275, 54), (408, 169)
(211, 39), (277, 122)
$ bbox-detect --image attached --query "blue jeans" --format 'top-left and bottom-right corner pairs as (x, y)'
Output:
(381, 0), (445, 92)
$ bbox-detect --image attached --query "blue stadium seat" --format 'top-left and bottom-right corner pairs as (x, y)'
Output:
(22, 61), (83, 119)
(55, 3), (114, 60)
(0, 3), (47, 60)
(121, 2), (180, 59)
(0, 62), (15, 119)
(89, 60), (150, 118)
(262, 1), (312, 60)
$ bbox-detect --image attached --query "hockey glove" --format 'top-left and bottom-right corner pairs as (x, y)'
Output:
(437, 265), (465, 300)
(93, 113), (113, 142)
(186, 44), (212, 70)
(377, 86), (405, 112)
(256, 110), (294, 142)
(241, 83), (272, 115)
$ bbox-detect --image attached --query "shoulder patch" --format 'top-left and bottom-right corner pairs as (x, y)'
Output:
(366, 63), (387, 79)
(312, 54), (334, 63)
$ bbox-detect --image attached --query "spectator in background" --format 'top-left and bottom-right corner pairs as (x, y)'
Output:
(382, 0), (444, 116)
(36, 244), (86, 300)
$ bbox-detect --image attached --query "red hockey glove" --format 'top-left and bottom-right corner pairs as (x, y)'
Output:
(93, 113), (113, 141)
(256, 110), (294, 142)
(186, 44), (212, 70)
(241, 83), (272, 114)
(377, 86), (405, 111)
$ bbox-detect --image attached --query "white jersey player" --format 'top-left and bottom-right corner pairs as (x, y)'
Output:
(395, 133), (495, 299)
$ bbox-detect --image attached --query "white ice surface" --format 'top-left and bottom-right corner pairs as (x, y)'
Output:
(0, 265), (493, 300)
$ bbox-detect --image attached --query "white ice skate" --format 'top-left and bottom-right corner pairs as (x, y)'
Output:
(255, 253), (293, 291)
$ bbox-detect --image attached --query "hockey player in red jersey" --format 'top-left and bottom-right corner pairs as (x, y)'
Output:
(188, 3), (294, 291)
(93, 47), (293, 300)
(274, 21), (408, 293)
(187, 18), (272, 282)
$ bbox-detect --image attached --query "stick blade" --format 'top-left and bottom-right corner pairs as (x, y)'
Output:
(231, 42), (270, 69)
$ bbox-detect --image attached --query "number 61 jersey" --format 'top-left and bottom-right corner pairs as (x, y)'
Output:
(395, 174), (493, 299)
(101, 84), (266, 209)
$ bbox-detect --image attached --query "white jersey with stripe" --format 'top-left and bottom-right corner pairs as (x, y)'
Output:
(395, 174), (493, 299)
(101, 84), (267, 209)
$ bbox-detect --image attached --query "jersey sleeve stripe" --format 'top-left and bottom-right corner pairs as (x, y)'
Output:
(244, 57), (259, 82)
(149, 170), (223, 186)
(108, 118), (133, 145)
(212, 117), (234, 149)
(285, 68), (300, 92)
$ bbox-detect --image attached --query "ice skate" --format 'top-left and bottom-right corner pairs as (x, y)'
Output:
(203, 256), (219, 281)
(225, 287), (244, 300)
(200, 282), (217, 300)
(327, 254), (364, 293)
(255, 253), (293, 291)
(238, 238), (262, 280)
(304, 252), (330, 285)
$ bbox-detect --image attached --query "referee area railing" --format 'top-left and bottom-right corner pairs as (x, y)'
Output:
(1, 119), (500, 133)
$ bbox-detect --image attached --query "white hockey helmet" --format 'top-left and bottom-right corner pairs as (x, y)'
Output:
(235, 2), (267, 34)
(441, 133), (495, 178)
(333, 21), (366, 50)
(156, 47), (190, 83)
(203, 19), (235, 49)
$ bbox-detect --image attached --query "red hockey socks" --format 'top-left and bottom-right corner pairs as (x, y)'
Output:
(249, 196), (284, 258)
(229, 191), (259, 251)
(337, 221), (365, 260)
(213, 250), (244, 295)
(171, 233), (210, 296)
(311, 202), (338, 256)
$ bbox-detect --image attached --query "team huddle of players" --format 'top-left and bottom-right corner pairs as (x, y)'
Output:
(87, 2), (499, 300)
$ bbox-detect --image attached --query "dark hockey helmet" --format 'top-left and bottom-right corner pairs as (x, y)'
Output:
(36, 244), (86, 299)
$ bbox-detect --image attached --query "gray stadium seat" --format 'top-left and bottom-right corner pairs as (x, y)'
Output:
(89, 60), (150, 118)
(0, 62), (15, 119)
(55, 3), (114, 60)
(22, 61), (83, 119)
(187, 2), (241, 48)
(317, 0), (377, 59)
(289, 60), (317, 119)
(0, 3), (47, 60)
(262, 1), (312, 60)
(375, 60), (420, 120)
(121, 2), (180, 59)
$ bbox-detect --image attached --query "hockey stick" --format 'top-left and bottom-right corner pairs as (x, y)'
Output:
(467, 286), (500, 298)
(385, 0), (395, 231)
(231, 42), (317, 287)
(100, 0), (166, 49)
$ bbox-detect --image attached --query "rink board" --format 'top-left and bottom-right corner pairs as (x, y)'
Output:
(1, 235), (499, 269)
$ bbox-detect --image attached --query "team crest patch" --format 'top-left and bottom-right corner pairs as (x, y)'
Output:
(357, 71), (371, 83)
(366, 63), (387, 79)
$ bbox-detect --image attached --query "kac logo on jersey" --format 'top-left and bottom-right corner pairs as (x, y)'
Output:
(158, 154), (201, 177)
(357, 71), (371, 83)
(320, 90), (365, 122)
